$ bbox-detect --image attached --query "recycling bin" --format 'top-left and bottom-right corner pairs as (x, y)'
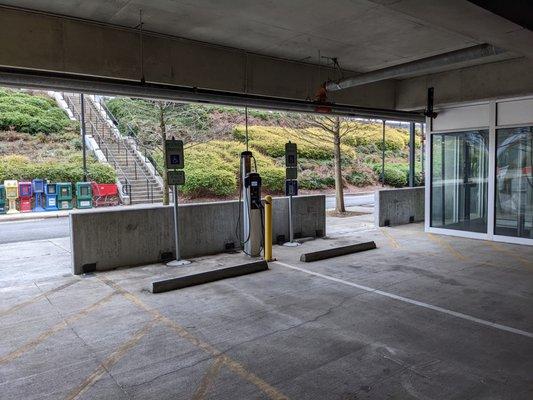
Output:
(56, 182), (73, 210)
(32, 179), (45, 212)
(5, 180), (19, 214)
(75, 182), (93, 209)
(0, 184), (6, 214)
(44, 183), (58, 211)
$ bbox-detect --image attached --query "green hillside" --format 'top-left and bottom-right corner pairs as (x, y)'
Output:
(0, 89), (116, 184)
(106, 98), (423, 197)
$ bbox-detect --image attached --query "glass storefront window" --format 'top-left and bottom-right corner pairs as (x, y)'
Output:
(431, 130), (489, 233)
(495, 127), (533, 239)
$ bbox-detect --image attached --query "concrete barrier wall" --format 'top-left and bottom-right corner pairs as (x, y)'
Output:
(70, 195), (325, 274)
(375, 187), (424, 227)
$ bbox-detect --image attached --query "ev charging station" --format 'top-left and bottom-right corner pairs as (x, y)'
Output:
(284, 142), (300, 247)
(44, 183), (58, 211)
(5, 180), (19, 214)
(32, 179), (45, 212)
(240, 151), (263, 257)
(165, 138), (190, 267)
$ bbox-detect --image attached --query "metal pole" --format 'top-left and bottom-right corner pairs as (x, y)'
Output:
(167, 184), (190, 266)
(409, 122), (416, 187)
(80, 94), (88, 181)
(283, 191), (300, 247)
(173, 184), (180, 260)
(381, 120), (386, 187)
(289, 194), (294, 242)
(264, 195), (273, 261)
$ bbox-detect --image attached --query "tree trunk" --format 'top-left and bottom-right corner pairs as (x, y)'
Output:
(333, 116), (345, 213)
(159, 103), (170, 205)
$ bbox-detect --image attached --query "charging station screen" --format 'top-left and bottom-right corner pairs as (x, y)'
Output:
(48, 186), (56, 194)
(80, 187), (89, 196)
(61, 188), (68, 195)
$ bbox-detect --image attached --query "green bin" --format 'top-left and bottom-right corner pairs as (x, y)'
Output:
(56, 182), (73, 210)
(0, 184), (5, 214)
(76, 182), (93, 209)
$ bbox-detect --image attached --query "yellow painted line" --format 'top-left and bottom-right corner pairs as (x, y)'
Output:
(65, 319), (157, 400)
(98, 276), (290, 400)
(380, 228), (400, 249)
(0, 279), (79, 318)
(487, 242), (532, 267)
(427, 234), (467, 261)
(192, 356), (225, 400)
(0, 292), (115, 365)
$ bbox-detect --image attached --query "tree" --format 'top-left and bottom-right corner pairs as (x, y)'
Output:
(284, 114), (358, 213)
(106, 98), (224, 204)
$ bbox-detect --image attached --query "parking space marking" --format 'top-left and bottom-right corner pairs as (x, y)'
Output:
(65, 319), (158, 400)
(427, 234), (467, 261)
(0, 292), (115, 365)
(487, 242), (532, 267)
(0, 279), (79, 318)
(273, 261), (533, 339)
(97, 276), (290, 400)
(192, 356), (225, 400)
(380, 228), (400, 249)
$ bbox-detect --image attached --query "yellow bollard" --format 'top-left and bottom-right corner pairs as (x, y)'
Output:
(264, 195), (273, 261)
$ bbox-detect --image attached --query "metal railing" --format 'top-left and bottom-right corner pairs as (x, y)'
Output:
(95, 96), (159, 172)
(92, 96), (163, 202)
(63, 93), (146, 203)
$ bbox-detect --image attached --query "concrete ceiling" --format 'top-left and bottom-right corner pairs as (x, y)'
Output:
(3, 0), (529, 76)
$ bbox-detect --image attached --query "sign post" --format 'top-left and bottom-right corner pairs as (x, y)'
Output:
(283, 142), (300, 247)
(165, 139), (190, 267)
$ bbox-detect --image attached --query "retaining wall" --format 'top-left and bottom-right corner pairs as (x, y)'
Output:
(374, 187), (424, 227)
(70, 195), (325, 274)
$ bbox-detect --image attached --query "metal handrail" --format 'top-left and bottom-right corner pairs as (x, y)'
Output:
(63, 93), (135, 203)
(87, 99), (158, 203)
(65, 93), (159, 204)
(96, 96), (156, 168)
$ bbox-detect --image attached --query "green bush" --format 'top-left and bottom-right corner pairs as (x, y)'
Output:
(346, 170), (375, 187)
(233, 125), (356, 160)
(370, 162), (424, 188)
(0, 155), (116, 184)
(0, 89), (72, 134)
(182, 168), (236, 197)
(299, 171), (335, 189)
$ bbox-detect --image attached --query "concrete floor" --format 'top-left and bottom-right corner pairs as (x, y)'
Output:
(1, 217), (532, 399)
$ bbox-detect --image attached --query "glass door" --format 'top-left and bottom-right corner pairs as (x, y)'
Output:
(495, 127), (533, 239)
(431, 130), (489, 233)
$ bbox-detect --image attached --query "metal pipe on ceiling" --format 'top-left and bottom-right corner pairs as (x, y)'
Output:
(326, 44), (506, 92)
(0, 67), (425, 122)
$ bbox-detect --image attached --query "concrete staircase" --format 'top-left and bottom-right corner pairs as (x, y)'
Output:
(63, 93), (164, 205)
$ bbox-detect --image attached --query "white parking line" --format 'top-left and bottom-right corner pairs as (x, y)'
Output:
(273, 261), (533, 339)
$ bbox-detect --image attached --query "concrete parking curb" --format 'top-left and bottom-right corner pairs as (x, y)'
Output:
(300, 241), (377, 262)
(150, 260), (269, 293)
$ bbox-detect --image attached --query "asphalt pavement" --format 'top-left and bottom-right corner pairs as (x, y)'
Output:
(325, 193), (374, 209)
(0, 217), (70, 244)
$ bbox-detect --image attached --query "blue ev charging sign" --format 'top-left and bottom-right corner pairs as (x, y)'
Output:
(165, 139), (184, 169)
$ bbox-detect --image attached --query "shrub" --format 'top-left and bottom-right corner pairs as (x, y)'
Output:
(233, 125), (356, 160)
(0, 155), (116, 184)
(182, 168), (236, 197)
(299, 170), (335, 190)
(0, 89), (72, 134)
(346, 170), (375, 187)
